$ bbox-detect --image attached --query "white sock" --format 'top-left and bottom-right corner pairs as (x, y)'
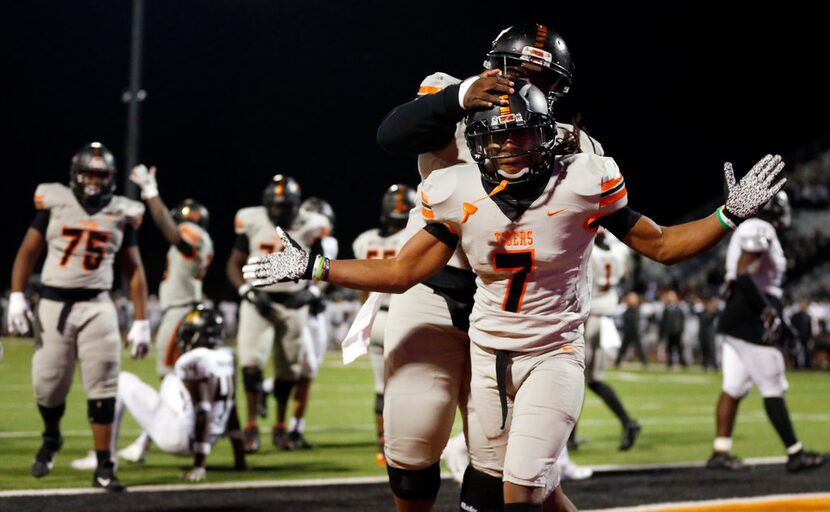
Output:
(713, 437), (732, 453)
(289, 417), (304, 433)
(786, 442), (803, 455)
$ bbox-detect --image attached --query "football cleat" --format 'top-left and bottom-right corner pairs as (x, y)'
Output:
(92, 465), (125, 492)
(560, 460), (593, 481)
(706, 451), (746, 471)
(786, 450), (826, 473)
(272, 426), (290, 450)
(287, 431), (315, 450)
(31, 434), (63, 478)
(244, 425), (260, 454)
(619, 420), (642, 451)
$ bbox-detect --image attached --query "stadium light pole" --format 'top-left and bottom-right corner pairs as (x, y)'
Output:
(122, 0), (146, 200)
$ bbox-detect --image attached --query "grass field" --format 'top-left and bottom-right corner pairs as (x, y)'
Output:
(1, 337), (829, 491)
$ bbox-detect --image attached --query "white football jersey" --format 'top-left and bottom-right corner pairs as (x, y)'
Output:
(401, 72), (606, 271)
(353, 227), (410, 307)
(590, 241), (628, 316)
(234, 206), (330, 293)
(422, 153), (628, 352)
(174, 347), (235, 441)
(34, 183), (144, 290)
(159, 222), (214, 309)
(725, 218), (785, 298)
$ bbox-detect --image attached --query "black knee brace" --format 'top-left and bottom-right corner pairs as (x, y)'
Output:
(242, 367), (263, 393)
(38, 403), (66, 423)
(274, 378), (295, 404)
(87, 398), (115, 424)
(374, 393), (384, 416)
(460, 465), (504, 512)
(387, 462), (441, 502)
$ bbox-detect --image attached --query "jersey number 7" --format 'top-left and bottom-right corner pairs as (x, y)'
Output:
(493, 250), (534, 313)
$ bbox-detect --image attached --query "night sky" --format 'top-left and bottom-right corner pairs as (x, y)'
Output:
(2, 2), (828, 299)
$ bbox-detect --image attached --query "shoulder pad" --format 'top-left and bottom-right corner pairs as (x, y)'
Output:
(292, 211), (330, 246)
(234, 206), (264, 234)
(418, 72), (461, 96)
(174, 349), (209, 380)
(34, 183), (70, 210)
(421, 165), (462, 207)
(558, 154), (619, 196)
(178, 222), (204, 247)
(113, 196), (146, 228)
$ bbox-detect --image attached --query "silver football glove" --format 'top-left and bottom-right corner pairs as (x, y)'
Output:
(128, 164), (159, 200)
(242, 227), (314, 287)
(723, 154), (786, 222)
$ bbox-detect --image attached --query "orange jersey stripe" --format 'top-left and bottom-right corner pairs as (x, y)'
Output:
(601, 175), (624, 192)
(599, 187), (627, 208)
(422, 207), (435, 219)
(417, 85), (442, 95)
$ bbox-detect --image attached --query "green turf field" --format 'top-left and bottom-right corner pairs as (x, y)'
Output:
(1, 337), (828, 490)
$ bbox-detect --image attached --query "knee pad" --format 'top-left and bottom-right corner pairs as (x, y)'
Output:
(242, 367), (263, 393)
(87, 398), (115, 424)
(386, 462), (441, 502)
(374, 393), (384, 416)
(274, 378), (295, 403)
(37, 403), (66, 423)
(460, 465), (504, 512)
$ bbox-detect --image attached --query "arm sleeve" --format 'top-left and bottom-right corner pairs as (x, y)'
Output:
(596, 206), (643, 240)
(30, 210), (50, 234)
(123, 223), (138, 247)
(376, 84), (466, 155)
(176, 240), (195, 257)
(423, 223), (459, 249)
(233, 234), (250, 253)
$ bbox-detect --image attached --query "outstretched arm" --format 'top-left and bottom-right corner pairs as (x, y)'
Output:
(130, 165), (196, 255)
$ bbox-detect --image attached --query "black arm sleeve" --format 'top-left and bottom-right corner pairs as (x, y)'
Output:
(30, 210), (50, 234)
(175, 240), (195, 257)
(423, 223), (459, 249)
(233, 234), (250, 253)
(376, 84), (466, 155)
(596, 206), (643, 240)
(123, 223), (138, 247)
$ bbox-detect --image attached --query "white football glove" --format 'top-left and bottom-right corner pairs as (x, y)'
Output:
(723, 154), (786, 224)
(182, 466), (207, 482)
(8, 292), (33, 335)
(129, 164), (159, 200)
(127, 319), (151, 359)
(242, 227), (315, 287)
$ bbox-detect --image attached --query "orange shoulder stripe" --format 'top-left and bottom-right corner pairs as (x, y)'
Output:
(601, 175), (624, 192)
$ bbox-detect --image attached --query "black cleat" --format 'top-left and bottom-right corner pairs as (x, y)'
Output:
(92, 465), (125, 492)
(619, 420), (641, 451)
(786, 450), (826, 473)
(244, 425), (260, 454)
(706, 451), (746, 471)
(31, 434), (63, 478)
(272, 426), (290, 450)
(287, 431), (315, 450)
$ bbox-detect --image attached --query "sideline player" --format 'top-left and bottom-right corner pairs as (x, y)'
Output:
(226, 174), (330, 452)
(244, 82), (786, 510)
(351, 184), (416, 465)
(114, 164), (214, 462)
(8, 142), (149, 491)
(707, 192), (826, 472)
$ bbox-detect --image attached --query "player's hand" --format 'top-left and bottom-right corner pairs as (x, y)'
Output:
(462, 69), (514, 110)
(723, 154), (786, 224)
(127, 319), (151, 359)
(8, 292), (33, 335)
(182, 466), (207, 482)
(242, 228), (315, 287)
(129, 164), (159, 200)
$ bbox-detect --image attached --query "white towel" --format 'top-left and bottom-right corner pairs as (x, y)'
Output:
(341, 292), (386, 364)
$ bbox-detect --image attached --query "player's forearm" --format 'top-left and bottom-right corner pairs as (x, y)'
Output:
(11, 229), (44, 292)
(193, 410), (209, 467)
(627, 214), (728, 265)
(145, 196), (182, 247)
(226, 257), (246, 290)
(376, 85), (464, 155)
(128, 262), (148, 320)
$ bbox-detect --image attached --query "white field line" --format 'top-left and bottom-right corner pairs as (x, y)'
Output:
(584, 491), (830, 512)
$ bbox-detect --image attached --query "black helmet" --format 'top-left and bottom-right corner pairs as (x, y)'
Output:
(171, 199), (210, 229)
(69, 142), (117, 210)
(177, 305), (225, 353)
(301, 196), (336, 227)
(758, 191), (791, 230)
(380, 184), (416, 235)
(484, 23), (574, 101)
(262, 174), (302, 227)
(465, 79), (556, 185)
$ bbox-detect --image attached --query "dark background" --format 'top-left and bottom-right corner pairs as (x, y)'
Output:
(2, 1), (827, 299)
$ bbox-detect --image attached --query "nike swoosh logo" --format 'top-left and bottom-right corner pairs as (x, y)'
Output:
(547, 208), (567, 217)
(97, 477), (111, 486)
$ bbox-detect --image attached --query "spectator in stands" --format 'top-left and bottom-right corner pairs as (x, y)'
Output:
(616, 292), (648, 367)
(660, 290), (687, 369)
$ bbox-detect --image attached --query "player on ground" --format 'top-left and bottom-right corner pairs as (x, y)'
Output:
(707, 191), (826, 473)
(8, 142), (149, 491)
(351, 184), (417, 466)
(114, 164), (214, 462)
(243, 82), (786, 510)
(226, 174), (330, 452)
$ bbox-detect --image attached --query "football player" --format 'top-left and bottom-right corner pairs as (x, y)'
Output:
(72, 306), (246, 479)
(351, 184), (417, 465)
(226, 175), (330, 452)
(243, 82), (785, 511)
(8, 142), (149, 491)
(707, 191), (826, 473)
(115, 164), (214, 462)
